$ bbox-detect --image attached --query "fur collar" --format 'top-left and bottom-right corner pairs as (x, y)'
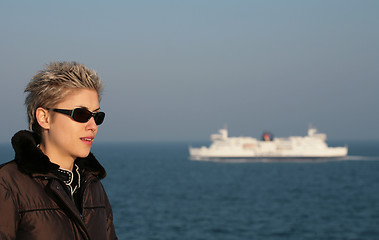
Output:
(11, 130), (106, 179)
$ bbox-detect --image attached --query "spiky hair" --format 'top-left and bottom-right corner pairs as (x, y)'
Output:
(24, 61), (103, 134)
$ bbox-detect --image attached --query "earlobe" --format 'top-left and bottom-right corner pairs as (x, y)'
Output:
(36, 107), (50, 130)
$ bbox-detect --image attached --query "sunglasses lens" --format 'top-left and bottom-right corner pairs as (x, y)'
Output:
(72, 109), (92, 123)
(71, 108), (105, 125)
(94, 112), (105, 125)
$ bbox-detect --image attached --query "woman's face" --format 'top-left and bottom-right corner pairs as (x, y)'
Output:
(45, 88), (101, 161)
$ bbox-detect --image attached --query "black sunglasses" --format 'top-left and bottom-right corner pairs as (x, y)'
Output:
(46, 108), (105, 125)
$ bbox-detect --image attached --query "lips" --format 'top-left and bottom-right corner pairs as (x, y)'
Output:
(80, 136), (94, 143)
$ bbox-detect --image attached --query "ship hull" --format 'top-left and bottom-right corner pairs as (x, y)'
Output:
(189, 147), (348, 159)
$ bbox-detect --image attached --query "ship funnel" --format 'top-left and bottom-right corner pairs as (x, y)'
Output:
(308, 127), (327, 140)
(219, 128), (228, 140)
(210, 128), (228, 141)
(308, 127), (317, 136)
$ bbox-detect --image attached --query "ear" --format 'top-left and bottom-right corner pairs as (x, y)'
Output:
(35, 107), (51, 130)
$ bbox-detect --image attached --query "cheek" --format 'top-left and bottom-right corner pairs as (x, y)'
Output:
(50, 117), (78, 139)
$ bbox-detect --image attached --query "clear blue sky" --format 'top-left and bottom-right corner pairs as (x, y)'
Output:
(0, 0), (378, 142)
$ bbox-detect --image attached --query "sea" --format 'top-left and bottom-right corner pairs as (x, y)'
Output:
(1, 140), (379, 240)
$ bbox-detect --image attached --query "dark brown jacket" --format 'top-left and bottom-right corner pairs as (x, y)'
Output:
(0, 131), (117, 239)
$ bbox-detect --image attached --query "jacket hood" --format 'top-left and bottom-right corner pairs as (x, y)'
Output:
(11, 130), (106, 179)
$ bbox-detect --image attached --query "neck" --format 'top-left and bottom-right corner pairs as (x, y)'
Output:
(39, 142), (75, 171)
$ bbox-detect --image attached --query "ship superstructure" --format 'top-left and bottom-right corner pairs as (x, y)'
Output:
(189, 127), (348, 159)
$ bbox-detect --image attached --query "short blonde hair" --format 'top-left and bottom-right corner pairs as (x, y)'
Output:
(24, 61), (103, 135)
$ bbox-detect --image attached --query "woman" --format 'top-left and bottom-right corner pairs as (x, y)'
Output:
(0, 62), (117, 239)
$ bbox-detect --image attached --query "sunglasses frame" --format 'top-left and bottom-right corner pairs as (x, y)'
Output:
(46, 108), (105, 125)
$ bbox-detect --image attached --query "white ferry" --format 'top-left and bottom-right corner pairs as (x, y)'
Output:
(189, 126), (348, 159)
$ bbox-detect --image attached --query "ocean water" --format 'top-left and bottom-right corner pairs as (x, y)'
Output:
(1, 140), (379, 240)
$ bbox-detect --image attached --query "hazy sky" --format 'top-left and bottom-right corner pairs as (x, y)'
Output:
(0, 0), (378, 143)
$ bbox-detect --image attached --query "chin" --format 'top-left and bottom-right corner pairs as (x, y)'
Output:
(76, 149), (91, 159)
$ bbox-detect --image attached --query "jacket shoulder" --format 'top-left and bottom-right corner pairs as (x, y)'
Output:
(0, 160), (30, 188)
(0, 160), (18, 175)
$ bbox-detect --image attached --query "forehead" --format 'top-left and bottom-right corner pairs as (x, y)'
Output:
(56, 89), (100, 109)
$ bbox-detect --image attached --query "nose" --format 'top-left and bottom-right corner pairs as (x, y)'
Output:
(86, 116), (98, 132)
